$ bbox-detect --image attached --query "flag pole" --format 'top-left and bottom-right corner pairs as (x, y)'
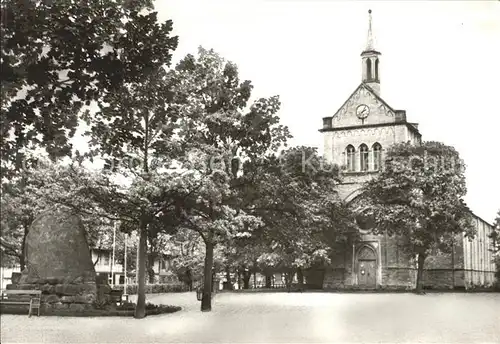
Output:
(124, 234), (128, 300)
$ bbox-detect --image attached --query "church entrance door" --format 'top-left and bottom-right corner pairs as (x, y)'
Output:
(356, 245), (377, 288)
(357, 259), (376, 288)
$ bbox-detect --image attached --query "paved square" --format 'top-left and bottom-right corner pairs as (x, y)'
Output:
(1, 292), (499, 343)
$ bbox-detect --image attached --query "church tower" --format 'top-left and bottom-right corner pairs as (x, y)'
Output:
(320, 8), (421, 200)
(361, 10), (381, 96)
(319, 9), (423, 291)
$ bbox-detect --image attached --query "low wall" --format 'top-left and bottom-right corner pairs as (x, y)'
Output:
(322, 267), (497, 290)
(322, 268), (347, 289)
(382, 267), (416, 288)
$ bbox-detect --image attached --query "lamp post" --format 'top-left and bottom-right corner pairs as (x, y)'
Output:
(136, 235), (139, 289)
(124, 234), (128, 300)
(111, 222), (117, 288)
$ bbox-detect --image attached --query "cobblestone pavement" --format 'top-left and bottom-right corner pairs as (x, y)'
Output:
(1, 292), (499, 343)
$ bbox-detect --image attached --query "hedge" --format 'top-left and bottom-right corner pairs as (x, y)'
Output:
(113, 283), (190, 294)
(0, 303), (181, 317)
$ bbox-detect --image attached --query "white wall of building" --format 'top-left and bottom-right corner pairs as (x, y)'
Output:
(0, 266), (21, 290)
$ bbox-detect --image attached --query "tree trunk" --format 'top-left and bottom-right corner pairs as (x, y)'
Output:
(285, 271), (293, 292)
(237, 270), (241, 290)
(225, 268), (233, 290)
(265, 273), (272, 288)
(20, 224), (28, 271)
(134, 224), (147, 319)
(242, 270), (251, 289)
(186, 268), (193, 291)
(212, 269), (216, 292)
(201, 240), (214, 312)
(297, 267), (304, 289)
(253, 271), (257, 289)
(415, 253), (426, 294)
(19, 249), (26, 271)
(135, 123), (150, 318)
(147, 253), (156, 284)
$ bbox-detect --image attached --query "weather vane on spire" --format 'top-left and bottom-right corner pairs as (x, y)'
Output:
(366, 9), (375, 51)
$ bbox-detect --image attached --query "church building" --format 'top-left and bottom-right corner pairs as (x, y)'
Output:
(318, 10), (496, 290)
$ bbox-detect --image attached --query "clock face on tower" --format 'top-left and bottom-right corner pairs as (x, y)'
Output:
(356, 104), (370, 119)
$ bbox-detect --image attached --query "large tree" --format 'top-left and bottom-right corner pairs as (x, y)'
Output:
(169, 227), (206, 290)
(172, 47), (290, 311)
(81, 25), (182, 316)
(242, 146), (356, 290)
(362, 141), (475, 293)
(219, 236), (263, 290)
(1, 0), (177, 177)
(1, 4), (179, 309)
(79, 171), (192, 318)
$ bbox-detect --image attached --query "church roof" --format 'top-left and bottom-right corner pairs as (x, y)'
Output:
(471, 212), (494, 228)
(329, 82), (395, 120)
(321, 83), (421, 138)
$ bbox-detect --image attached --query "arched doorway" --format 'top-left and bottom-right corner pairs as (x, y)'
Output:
(356, 245), (377, 288)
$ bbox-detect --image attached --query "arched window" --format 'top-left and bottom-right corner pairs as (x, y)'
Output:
(366, 59), (372, 80)
(357, 245), (376, 260)
(374, 59), (379, 81)
(359, 144), (369, 171)
(346, 145), (355, 171)
(372, 143), (382, 171)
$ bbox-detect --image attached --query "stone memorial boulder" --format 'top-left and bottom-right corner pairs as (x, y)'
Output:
(13, 207), (98, 306)
(19, 207), (96, 285)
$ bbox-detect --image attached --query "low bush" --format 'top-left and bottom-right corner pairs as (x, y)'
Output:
(114, 301), (181, 315)
(92, 298), (110, 310)
(1, 302), (182, 317)
(114, 283), (189, 295)
(116, 301), (136, 311)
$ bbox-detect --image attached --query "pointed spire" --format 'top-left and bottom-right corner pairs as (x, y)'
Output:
(365, 9), (375, 51)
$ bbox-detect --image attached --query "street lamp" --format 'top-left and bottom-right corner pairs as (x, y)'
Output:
(136, 234), (139, 288)
(111, 222), (117, 288)
(124, 234), (128, 301)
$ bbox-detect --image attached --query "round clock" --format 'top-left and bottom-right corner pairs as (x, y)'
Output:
(356, 104), (370, 119)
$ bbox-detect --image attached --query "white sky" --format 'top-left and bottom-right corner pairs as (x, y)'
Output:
(149, 0), (500, 223)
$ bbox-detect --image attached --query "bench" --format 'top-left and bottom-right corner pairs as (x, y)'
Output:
(0, 289), (42, 317)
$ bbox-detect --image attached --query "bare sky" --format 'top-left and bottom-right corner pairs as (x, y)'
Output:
(149, 1), (500, 222)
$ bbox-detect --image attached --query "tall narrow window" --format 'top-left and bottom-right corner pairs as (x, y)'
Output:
(374, 59), (379, 81)
(372, 143), (382, 171)
(360, 144), (369, 171)
(366, 59), (372, 80)
(346, 145), (355, 171)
